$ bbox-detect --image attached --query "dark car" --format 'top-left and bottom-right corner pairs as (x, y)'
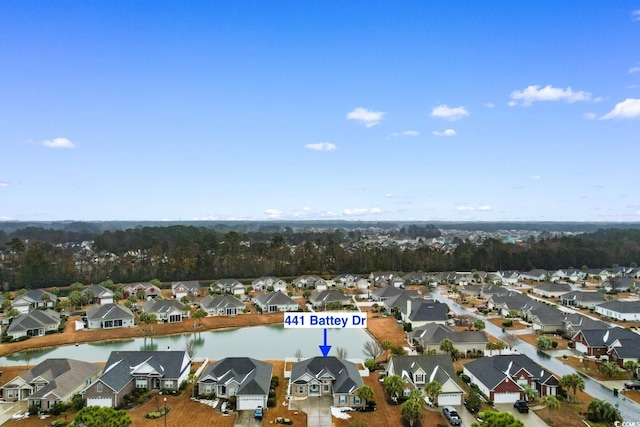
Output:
(442, 406), (462, 426)
(625, 380), (640, 390)
(514, 399), (529, 413)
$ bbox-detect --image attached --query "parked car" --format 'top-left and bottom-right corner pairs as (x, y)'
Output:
(625, 380), (640, 390)
(442, 406), (462, 426)
(514, 399), (529, 413)
(254, 406), (263, 419)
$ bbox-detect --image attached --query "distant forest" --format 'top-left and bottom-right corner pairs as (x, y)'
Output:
(1, 223), (640, 290)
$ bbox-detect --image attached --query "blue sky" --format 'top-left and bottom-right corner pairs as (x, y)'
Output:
(1, 1), (640, 222)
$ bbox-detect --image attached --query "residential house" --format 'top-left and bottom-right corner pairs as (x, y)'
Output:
(371, 286), (420, 303)
(369, 271), (403, 288)
(5, 309), (60, 339)
(629, 268), (640, 279)
(290, 357), (365, 408)
(608, 337), (640, 368)
(123, 282), (161, 300)
(292, 275), (327, 290)
(531, 282), (572, 298)
(459, 284), (483, 299)
(408, 323), (488, 355)
(1, 359), (102, 410)
(479, 284), (505, 299)
(595, 300), (640, 321)
(142, 300), (189, 323)
(560, 291), (606, 309)
(200, 294), (245, 316)
(331, 273), (362, 288)
(486, 292), (530, 316)
(309, 290), (351, 308)
(522, 302), (565, 333)
(197, 357), (273, 410)
(602, 277), (638, 292)
(562, 313), (608, 337)
(498, 270), (521, 286)
(86, 303), (135, 329)
(463, 354), (558, 403)
(11, 289), (57, 314)
(82, 351), (191, 407)
(402, 300), (448, 328)
(254, 291), (299, 313)
(585, 268), (609, 279)
(386, 355), (464, 406)
(251, 276), (287, 293)
(214, 279), (246, 298)
(85, 285), (114, 305)
(572, 327), (640, 357)
(402, 272), (437, 286)
(519, 269), (548, 282)
(171, 281), (201, 299)
(550, 269), (585, 283)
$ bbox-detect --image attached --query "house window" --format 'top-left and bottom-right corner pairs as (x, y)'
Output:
(298, 386), (304, 394)
(97, 383), (102, 393)
(403, 389), (411, 397)
(323, 384), (330, 392)
(136, 379), (147, 389)
(354, 396), (361, 405)
(164, 380), (174, 389)
(338, 395), (347, 404)
(7, 390), (13, 398)
(414, 374), (424, 383)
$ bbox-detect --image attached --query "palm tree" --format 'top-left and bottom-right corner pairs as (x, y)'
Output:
(147, 313), (157, 332)
(521, 384), (538, 404)
(424, 381), (442, 406)
(192, 308), (207, 328)
(356, 385), (375, 404)
(383, 375), (404, 400)
(541, 395), (559, 422)
(138, 312), (149, 332)
(559, 373), (585, 403)
(600, 361), (622, 378)
(624, 360), (639, 378)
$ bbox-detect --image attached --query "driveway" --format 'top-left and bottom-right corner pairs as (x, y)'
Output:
(0, 401), (28, 425)
(289, 396), (333, 427)
(494, 403), (549, 427)
(234, 410), (262, 427)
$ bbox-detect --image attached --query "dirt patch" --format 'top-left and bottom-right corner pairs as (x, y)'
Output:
(518, 333), (569, 350)
(560, 355), (630, 381)
(487, 317), (529, 331)
(532, 389), (591, 427)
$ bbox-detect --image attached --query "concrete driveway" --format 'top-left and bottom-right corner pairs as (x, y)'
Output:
(0, 401), (27, 425)
(234, 410), (262, 427)
(494, 403), (549, 427)
(289, 396), (333, 427)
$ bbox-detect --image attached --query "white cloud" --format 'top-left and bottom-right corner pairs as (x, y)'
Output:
(346, 107), (385, 127)
(0, 182), (8, 187)
(509, 85), (592, 106)
(456, 205), (492, 212)
(432, 129), (456, 137)
(0, 216), (13, 221)
(304, 142), (337, 151)
(343, 208), (382, 216)
(430, 105), (469, 121)
(477, 205), (492, 211)
(629, 67), (640, 74)
(600, 98), (640, 119)
(530, 175), (542, 180)
(43, 137), (74, 148)
(456, 206), (474, 212)
(583, 112), (597, 120)
(384, 193), (394, 198)
(390, 130), (419, 137)
(508, 100), (517, 107)
(293, 207), (313, 218)
(633, 10), (640, 21)
(485, 103), (495, 108)
(264, 209), (282, 219)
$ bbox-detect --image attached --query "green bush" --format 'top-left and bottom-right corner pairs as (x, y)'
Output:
(49, 402), (69, 415)
(461, 374), (471, 384)
(502, 320), (513, 327)
(271, 376), (280, 387)
(551, 341), (558, 348)
(267, 397), (277, 407)
(51, 420), (68, 427)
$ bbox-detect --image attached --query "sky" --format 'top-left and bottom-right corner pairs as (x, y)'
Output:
(1, 1), (640, 222)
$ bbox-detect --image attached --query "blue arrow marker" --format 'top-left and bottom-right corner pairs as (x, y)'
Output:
(319, 328), (332, 358)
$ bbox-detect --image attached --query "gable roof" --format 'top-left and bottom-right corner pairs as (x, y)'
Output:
(410, 323), (488, 345)
(291, 357), (363, 394)
(12, 289), (58, 305)
(255, 291), (298, 307)
(200, 294), (244, 310)
(199, 357), (273, 395)
(610, 339), (640, 359)
(388, 355), (461, 390)
(86, 285), (114, 298)
(310, 290), (350, 304)
(15, 359), (102, 400)
(535, 282), (572, 292)
(408, 301), (448, 322)
(576, 327), (640, 347)
(142, 299), (187, 314)
(86, 303), (134, 321)
(7, 309), (60, 333)
(597, 300), (640, 313)
(465, 354), (557, 390)
(98, 351), (189, 392)
(560, 290), (606, 302)
(172, 280), (201, 291)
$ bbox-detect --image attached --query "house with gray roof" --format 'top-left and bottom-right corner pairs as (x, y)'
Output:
(290, 357), (365, 408)
(562, 313), (608, 337)
(1, 359), (102, 410)
(85, 285), (114, 305)
(532, 282), (572, 298)
(82, 351), (190, 407)
(459, 284), (483, 298)
(386, 355), (464, 406)
(86, 303), (135, 329)
(142, 300), (189, 323)
(123, 282), (161, 299)
(200, 294), (245, 316)
(463, 354), (558, 403)
(371, 286), (420, 302)
(292, 275), (327, 290)
(197, 357), (273, 410)
(572, 327), (640, 357)
(369, 271), (401, 287)
(6, 309), (60, 339)
(251, 276), (287, 292)
(11, 289), (57, 314)
(309, 290), (351, 308)
(254, 291), (299, 313)
(486, 292), (531, 316)
(519, 269), (548, 281)
(595, 300), (640, 321)
(171, 280), (202, 299)
(522, 302), (565, 333)
(602, 277), (638, 292)
(560, 290), (606, 309)
(479, 284), (505, 299)
(213, 279), (246, 298)
(608, 337), (640, 368)
(409, 323), (488, 355)
(403, 300), (448, 328)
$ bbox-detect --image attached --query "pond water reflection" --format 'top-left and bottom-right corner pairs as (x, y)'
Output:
(0, 325), (372, 366)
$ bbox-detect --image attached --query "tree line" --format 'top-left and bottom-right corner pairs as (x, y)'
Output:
(0, 225), (639, 290)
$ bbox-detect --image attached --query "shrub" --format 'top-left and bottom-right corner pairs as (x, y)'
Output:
(551, 341), (558, 348)
(51, 420), (68, 427)
(456, 369), (463, 376)
(28, 404), (39, 416)
(71, 394), (85, 411)
(502, 320), (513, 327)
(49, 402), (69, 416)
(267, 397), (277, 407)
(271, 376), (280, 387)
(461, 374), (471, 384)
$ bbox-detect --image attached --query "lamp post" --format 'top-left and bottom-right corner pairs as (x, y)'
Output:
(164, 397), (167, 427)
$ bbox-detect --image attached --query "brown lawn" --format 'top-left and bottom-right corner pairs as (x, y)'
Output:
(517, 333), (569, 350)
(487, 317), (529, 331)
(532, 389), (591, 427)
(560, 355), (631, 382)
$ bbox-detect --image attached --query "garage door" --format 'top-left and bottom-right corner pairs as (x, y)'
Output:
(492, 392), (520, 403)
(575, 342), (588, 354)
(237, 396), (265, 410)
(438, 393), (461, 406)
(87, 398), (112, 407)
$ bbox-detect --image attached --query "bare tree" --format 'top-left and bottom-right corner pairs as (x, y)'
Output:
(294, 348), (303, 361)
(185, 339), (196, 360)
(363, 340), (384, 360)
(336, 347), (348, 359)
(502, 333), (520, 349)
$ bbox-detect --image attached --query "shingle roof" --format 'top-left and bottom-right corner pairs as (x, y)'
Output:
(86, 303), (134, 321)
(465, 355), (557, 390)
(99, 351), (189, 392)
(23, 359), (102, 400)
(597, 300), (640, 313)
(7, 309), (60, 333)
(200, 294), (244, 310)
(388, 355), (460, 388)
(255, 291), (298, 307)
(142, 300), (186, 314)
(291, 357), (363, 394)
(199, 357), (273, 395)
(561, 291), (606, 302)
(408, 301), (448, 322)
(410, 323), (488, 345)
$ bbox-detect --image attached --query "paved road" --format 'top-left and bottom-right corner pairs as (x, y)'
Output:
(430, 290), (640, 422)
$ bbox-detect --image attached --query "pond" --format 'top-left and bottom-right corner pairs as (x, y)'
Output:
(0, 325), (373, 366)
